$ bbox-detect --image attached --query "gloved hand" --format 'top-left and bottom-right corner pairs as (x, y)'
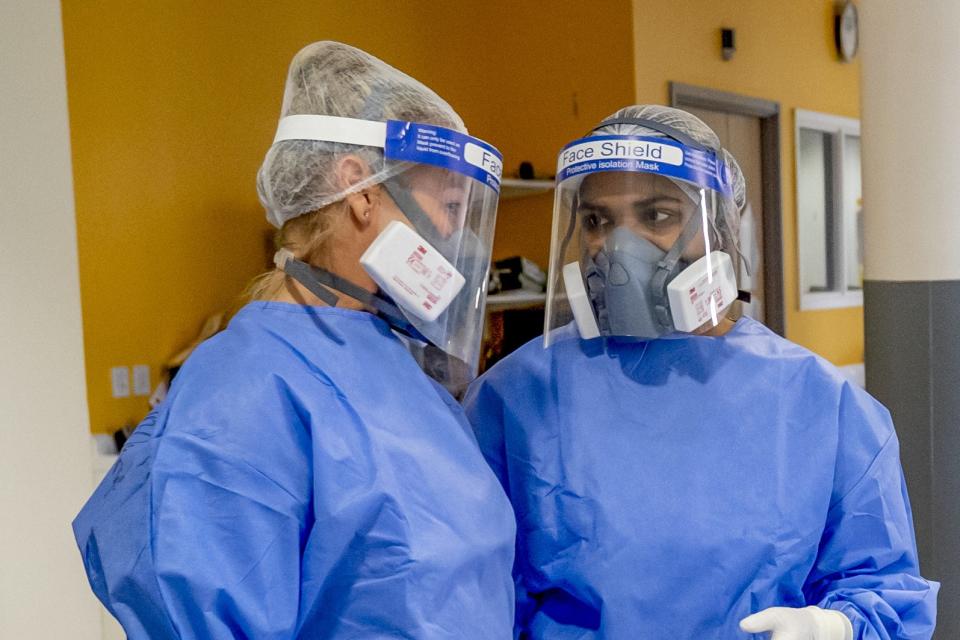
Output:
(740, 606), (853, 640)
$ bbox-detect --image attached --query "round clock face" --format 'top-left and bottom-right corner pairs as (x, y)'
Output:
(838, 1), (859, 62)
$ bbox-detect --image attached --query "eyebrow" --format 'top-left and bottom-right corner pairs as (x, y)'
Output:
(579, 195), (684, 211)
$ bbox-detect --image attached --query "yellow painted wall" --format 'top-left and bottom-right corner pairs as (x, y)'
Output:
(65, 0), (859, 436)
(62, 1), (635, 433)
(631, 0), (863, 365)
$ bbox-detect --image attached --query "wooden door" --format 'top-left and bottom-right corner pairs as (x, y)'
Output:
(686, 107), (767, 324)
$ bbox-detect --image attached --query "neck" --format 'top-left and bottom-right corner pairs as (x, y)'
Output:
(270, 254), (377, 312)
(271, 275), (359, 309)
(701, 316), (736, 337)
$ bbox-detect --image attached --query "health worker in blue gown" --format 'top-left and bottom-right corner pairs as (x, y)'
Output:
(73, 41), (516, 639)
(463, 105), (938, 640)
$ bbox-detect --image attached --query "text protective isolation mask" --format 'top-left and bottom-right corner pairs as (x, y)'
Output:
(270, 115), (503, 389)
(544, 120), (742, 346)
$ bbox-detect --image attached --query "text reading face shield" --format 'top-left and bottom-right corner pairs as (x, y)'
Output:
(271, 115), (502, 389)
(544, 132), (739, 347)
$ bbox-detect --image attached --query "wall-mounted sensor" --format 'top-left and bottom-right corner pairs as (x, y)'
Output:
(518, 161), (535, 180)
(721, 28), (735, 61)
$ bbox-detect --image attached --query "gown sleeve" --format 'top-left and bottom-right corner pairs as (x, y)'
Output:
(76, 371), (313, 640)
(803, 383), (939, 639)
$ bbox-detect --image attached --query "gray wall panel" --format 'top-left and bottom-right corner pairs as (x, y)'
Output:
(931, 281), (960, 634)
(864, 281), (934, 560)
(866, 279), (959, 638)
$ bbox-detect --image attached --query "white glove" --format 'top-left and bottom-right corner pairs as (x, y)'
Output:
(740, 606), (853, 640)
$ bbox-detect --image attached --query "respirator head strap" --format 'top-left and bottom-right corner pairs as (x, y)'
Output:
(649, 202), (705, 331)
(274, 249), (429, 342)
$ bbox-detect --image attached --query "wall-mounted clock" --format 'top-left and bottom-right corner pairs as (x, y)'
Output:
(835, 1), (859, 62)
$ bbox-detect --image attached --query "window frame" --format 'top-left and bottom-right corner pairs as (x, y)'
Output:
(795, 109), (862, 311)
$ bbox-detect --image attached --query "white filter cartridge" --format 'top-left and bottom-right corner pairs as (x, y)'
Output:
(562, 261), (601, 340)
(667, 251), (738, 332)
(360, 221), (465, 322)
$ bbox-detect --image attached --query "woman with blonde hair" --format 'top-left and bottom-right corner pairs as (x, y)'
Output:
(74, 41), (515, 639)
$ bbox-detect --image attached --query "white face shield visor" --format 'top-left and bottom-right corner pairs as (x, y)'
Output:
(270, 115), (503, 393)
(544, 123), (743, 347)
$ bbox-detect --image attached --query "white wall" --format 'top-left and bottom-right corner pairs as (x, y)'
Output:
(862, 0), (960, 281)
(0, 2), (101, 638)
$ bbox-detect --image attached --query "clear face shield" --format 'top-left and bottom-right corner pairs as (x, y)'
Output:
(544, 129), (741, 347)
(270, 116), (503, 393)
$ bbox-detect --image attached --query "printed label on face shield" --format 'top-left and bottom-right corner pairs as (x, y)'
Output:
(385, 121), (503, 192)
(556, 134), (733, 197)
(360, 221), (466, 323)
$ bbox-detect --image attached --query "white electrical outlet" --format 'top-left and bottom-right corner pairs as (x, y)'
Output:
(132, 364), (151, 396)
(110, 366), (131, 398)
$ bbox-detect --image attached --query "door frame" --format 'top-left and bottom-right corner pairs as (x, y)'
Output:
(670, 82), (785, 336)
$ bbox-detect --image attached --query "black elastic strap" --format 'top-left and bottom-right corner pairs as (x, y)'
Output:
(649, 204), (705, 329)
(282, 258), (340, 307)
(557, 193), (579, 265)
(281, 256), (429, 342)
(381, 179), (444, 247)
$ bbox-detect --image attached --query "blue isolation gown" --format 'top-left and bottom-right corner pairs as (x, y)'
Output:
(463, 317), (937, 640)
(74, 302), (516, 639)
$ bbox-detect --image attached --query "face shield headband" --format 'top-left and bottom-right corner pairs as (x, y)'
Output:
(269, 115), (502, 343)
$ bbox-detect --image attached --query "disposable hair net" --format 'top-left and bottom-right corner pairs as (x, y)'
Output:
(257, 41), (466, 228)
(591, 105), (747, 253)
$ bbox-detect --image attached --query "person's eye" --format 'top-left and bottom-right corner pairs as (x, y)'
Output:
(582, 209), (614, 231)
(639, 208), (679, 228)
(443, 201), (468, 225)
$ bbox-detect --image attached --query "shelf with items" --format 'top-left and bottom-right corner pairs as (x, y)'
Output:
(481, 289), (547, 371)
